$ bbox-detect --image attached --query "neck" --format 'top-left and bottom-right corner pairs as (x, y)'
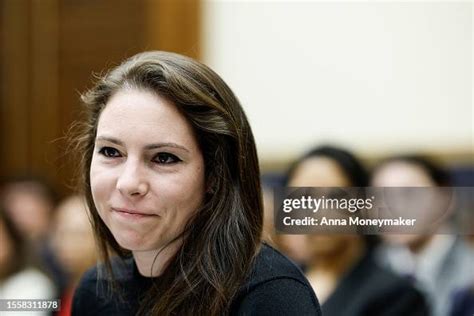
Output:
(308, 237), (365, 277)
(408, 235), (434, 254)
(133, 240), (181, 277)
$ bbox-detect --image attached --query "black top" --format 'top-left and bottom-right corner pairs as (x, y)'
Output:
(72, 244), (321, 315)
(322, 253), (429, 316)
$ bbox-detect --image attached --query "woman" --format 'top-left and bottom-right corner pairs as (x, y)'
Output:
(1, 176), (66, 292)
(283, 145), (428, 316)
(0, 208), (57, 316)
(71, 51), (320, 316)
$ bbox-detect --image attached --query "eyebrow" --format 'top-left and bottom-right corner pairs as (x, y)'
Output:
(95, 136), (190, 153)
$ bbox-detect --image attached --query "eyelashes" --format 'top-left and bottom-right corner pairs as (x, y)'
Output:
(152, 153), (181, 164)
(98, 146), (121, 158)
(97, 146), (182, 165)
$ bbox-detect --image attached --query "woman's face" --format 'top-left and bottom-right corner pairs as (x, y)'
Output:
(288, 156), (356, 260)
(51, 197), (96, 276)
(371, 161), (436, 247)
(90, 88), (205, 252)
(371, 161), (435, 187)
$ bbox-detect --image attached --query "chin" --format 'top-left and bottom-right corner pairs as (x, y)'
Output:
(112, 230), (151, 251)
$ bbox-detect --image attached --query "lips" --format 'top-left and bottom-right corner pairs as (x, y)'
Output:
(112, 207), (157, 217)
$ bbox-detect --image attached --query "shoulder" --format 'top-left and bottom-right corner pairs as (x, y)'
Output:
(72, 257), (135, 316)
(71, 263), (105, 316)
(355, 254), (425, 300)
(325, 253), (428, 315)
(0, 268), (56, 299)
(74, 255), (135, 291)
(230, 244), (321, 316)
(364, 263), (428, 315)
(245, 243), (312, 287)
(445, 238), (474, 278)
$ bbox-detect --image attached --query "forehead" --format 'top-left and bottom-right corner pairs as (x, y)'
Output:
(372, 162), (434, 186)
(96, 88), (197, 147)
(55, 199), (89, 226)
(289, 156), (351, 187)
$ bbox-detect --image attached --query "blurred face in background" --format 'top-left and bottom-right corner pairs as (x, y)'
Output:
(285, 156), (358, 263)
(371, 162), (435, 187)
(89, 88), (205, 254)
(2, 183), (53, 241)
(51, 196), (96, 280)
(289, 157), (352, 187)
(371, 161), (436, 249)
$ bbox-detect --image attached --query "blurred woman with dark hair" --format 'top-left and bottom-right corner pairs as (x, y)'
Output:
(0, 208), (56, 315)
(0, 176), (67, 292)
(283, 145), (428, 316)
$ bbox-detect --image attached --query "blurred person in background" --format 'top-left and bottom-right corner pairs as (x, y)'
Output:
(50, 195), (97, 316)
(284, 145), (427, 315)
(0, 176), (67, 294)
(262, 184), (312, 270)
(0, 208), (57, 315)
(1, 175), (56, 241)
(371, 155), (474, 316)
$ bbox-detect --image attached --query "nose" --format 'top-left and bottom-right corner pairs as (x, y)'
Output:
(116, 158), (149, 197)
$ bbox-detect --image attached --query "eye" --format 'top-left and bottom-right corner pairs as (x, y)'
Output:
(153, 153), (181, 164)
(98, 146), (122, 158)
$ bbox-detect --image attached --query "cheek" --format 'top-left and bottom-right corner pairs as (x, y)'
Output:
(156, 178), (203, 220)
(156, 166), (205, 225)
(181, 167), (205, 207)
(90, 157), (116, 213)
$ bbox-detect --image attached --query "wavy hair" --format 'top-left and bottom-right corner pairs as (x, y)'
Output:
(73, 51), (263, 315)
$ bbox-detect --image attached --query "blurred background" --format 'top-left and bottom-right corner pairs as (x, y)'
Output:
(0, 1), (472, 191)
(0, 1), (472, 315)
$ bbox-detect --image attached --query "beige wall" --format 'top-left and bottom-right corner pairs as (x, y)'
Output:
(0, 0), (201, 195)
(202, 1), (473, 168)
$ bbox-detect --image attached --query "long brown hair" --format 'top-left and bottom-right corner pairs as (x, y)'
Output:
(73, 51), (263, 315)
